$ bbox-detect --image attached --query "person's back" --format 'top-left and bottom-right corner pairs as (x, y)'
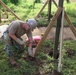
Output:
(7, 20), (27, 38)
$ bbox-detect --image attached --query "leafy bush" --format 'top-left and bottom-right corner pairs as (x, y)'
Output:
(2, 0), (10, 4)
(1, 0), (76, 27)
(66, 3), (76, 17)
(10, 0), (19, 5)
(34, 0), (41, 3)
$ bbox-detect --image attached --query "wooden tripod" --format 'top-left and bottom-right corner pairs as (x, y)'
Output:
(34, 0), (76, 73)
(34, 0), (76, 56)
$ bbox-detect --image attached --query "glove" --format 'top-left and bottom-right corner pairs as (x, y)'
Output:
(28, 47), (34, 57)
(15, 38), (24, 45)
(32, 48), (36, 56)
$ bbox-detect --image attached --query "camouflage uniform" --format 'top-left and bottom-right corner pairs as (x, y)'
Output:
(3, 31), (24, 57)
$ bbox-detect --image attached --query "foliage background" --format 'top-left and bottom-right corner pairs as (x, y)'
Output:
(0, 0), (76, 75)
(1, 0), (76, 27)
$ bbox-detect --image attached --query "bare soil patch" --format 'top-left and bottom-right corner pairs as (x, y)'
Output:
(22, 27), (76, 41)
(0, 26), (76, 40)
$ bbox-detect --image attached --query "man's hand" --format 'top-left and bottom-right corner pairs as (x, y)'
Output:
(28, 47), (34, 57)
(15, 38), (24, 45)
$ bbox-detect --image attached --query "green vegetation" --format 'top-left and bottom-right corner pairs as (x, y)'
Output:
(0, 0), (76, 27)
(0, 40), (76, 75)
(0, 0), (76, 75)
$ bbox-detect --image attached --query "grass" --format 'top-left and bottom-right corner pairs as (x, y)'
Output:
(0, 1), (76, 74)
(0, 40), (76, 75)
(62, 40), (76, 75)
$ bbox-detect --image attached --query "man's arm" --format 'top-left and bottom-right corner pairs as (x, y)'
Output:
(26, 30), (33, 47)
(8, 32), (17, 40)
(8, 32), (24, 45)
(27, 30), (35, 57)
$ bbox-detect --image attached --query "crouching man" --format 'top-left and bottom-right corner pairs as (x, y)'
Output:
(3, 19), (37, 66)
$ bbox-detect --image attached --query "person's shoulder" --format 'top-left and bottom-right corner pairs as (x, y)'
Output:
(12, 20), (24, 23)
(11, 20), (24, 26)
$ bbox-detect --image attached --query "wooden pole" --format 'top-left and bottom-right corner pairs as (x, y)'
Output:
(48, 0), (52, 21)
(54, 0), (64, 59)
(35, 0), (57, 20)
(35, 0), (50, 19)
(0, 5), (1, 22)
(34, 7), (62, 56)
(1, 3), (8, 18)
(52, 0), (76, 37)
(64, 12), (76, 37)
(0, 0), (21, 20)
(58, 9), (64, 72)
(53, 0), (64, 71)
(53, 0), (58, 7)
(0, 9), (1, 22)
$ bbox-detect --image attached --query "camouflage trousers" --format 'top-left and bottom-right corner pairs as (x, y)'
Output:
(3, 31), (25, 57)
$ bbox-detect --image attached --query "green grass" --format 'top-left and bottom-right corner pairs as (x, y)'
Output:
(0, 1), (76, 75)
(0, 1), (76, 74)
(0, 40), (76, 75)
(62, 40), (76, 75)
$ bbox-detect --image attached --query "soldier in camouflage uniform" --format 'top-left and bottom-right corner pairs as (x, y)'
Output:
(3, 19), (37, 66)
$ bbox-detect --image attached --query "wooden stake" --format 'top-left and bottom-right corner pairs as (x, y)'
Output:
(34, 7), (62, 56)
(58, 9), (64, 72)
(0, 0), (21, 20)
(64, 12), (76, 37)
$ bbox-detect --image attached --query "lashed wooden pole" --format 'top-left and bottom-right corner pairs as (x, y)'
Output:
(53, 0), (64, 72)
(35, 0), (50, 19)
(0, 7), (1, 22)
(35, 0), (58, 20)
(53, 0), (64, 61)
(52, 0), (76, 37)
(48, 0), (52, 21)
(0, 2), (1, 22)
(52, 0), (58, 7)
(64, 12), (76, 37)
(34, 7), (62, 56)
(1, 3), (8, 18)
(0, 0), (21, 20)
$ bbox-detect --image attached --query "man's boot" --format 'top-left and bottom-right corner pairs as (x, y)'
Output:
(9, 56), (20, 68)
(9, 56), (17, 65)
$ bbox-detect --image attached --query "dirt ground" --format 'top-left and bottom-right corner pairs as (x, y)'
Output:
(0, 25), (76, 40)
(22, 27), (76, 41)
